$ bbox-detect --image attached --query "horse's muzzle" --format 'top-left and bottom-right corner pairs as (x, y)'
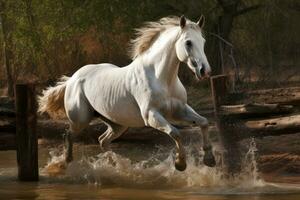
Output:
(195, 66), (210, 80)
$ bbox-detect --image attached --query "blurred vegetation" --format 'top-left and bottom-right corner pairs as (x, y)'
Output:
(0, 0), (299, 96)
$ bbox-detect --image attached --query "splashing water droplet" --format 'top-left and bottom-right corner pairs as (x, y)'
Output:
(41, 140), (265, 189)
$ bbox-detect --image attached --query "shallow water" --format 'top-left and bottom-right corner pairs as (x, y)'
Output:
(0, 141), (300, 200)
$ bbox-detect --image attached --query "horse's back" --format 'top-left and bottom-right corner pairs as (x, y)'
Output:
(72, 63), (119, 78)
(65, 63), (145, 127)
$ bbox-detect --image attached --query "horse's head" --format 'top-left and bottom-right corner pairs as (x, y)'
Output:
(175, 15), (211, 80)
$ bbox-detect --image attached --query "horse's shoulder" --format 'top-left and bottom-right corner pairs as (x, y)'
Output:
(171, 79), (187, 103)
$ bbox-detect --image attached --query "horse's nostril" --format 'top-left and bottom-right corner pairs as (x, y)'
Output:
(191, 60), (198, 68)
(200, 67), (205, 76)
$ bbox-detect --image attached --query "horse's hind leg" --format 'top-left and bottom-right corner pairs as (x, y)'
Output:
(64, 122), (89, 163)
(64, 80), (94, 163)
(64, 128), (73, 163)
(98, 123), (128, 152)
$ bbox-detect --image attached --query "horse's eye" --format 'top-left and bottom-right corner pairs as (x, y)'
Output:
(186, 40), (192, 47)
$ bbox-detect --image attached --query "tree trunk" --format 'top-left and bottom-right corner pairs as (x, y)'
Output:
(210, 0), (238, 75)
(24, 0), (54, 78)
(0, 1), (14, 97)
(24, 0), (39, 76)
(210, 0), (262, 75)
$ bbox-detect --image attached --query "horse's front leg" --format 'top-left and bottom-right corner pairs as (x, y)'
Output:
(175, 104), (216, 167)
(143, 108), (186, 171)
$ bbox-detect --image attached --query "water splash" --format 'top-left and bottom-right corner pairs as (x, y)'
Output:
(239, 138), (264, 187)
(217, 138), (265, 189)
(42, 140), (265, 189)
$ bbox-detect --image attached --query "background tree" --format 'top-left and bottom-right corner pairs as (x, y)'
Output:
(0, 0), (14, 97)
(0, 0), (299, 95)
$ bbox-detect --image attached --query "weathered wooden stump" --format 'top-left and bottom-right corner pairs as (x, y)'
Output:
(15, 84), (39, 181)
(210, 75), (242, 174)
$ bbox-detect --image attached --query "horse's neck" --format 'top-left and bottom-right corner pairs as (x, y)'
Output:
(142, 28), (180, 86)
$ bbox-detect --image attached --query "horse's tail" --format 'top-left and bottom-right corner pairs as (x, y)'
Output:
(38, 76), (70, 119)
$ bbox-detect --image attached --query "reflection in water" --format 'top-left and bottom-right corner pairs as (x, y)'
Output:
(0, 140), (300, 200)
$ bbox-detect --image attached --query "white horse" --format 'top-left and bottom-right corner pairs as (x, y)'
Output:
(38, 15), (215, 171)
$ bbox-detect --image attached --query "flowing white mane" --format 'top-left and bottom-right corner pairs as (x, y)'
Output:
(129, 16), (195, 59)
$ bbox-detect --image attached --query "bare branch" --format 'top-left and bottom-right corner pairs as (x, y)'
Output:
(217, 0), (240, 8)
(208, 32), (233, 47)
(234, 4), (263, 16)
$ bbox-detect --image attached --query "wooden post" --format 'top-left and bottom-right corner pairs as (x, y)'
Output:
(15, 84), (38, 181)
(211, 75), (229, 113)
(210, 75), (241, 175)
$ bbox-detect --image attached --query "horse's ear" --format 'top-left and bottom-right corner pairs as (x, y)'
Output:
(180, 15), (186, 28)
(197, 15), (205, 28)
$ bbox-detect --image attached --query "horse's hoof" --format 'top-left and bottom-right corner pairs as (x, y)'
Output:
(203, 151), (216, 167)
(175, 160), (187, 171)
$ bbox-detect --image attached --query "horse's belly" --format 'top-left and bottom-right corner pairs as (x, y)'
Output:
(95, 97), (145, 127)
(109, 101), (144, 127)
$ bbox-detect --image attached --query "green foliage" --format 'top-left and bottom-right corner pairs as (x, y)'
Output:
(0, 0), (299, 83)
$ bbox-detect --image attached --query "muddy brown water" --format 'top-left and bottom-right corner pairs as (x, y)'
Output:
(0, 142), (300, 200)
